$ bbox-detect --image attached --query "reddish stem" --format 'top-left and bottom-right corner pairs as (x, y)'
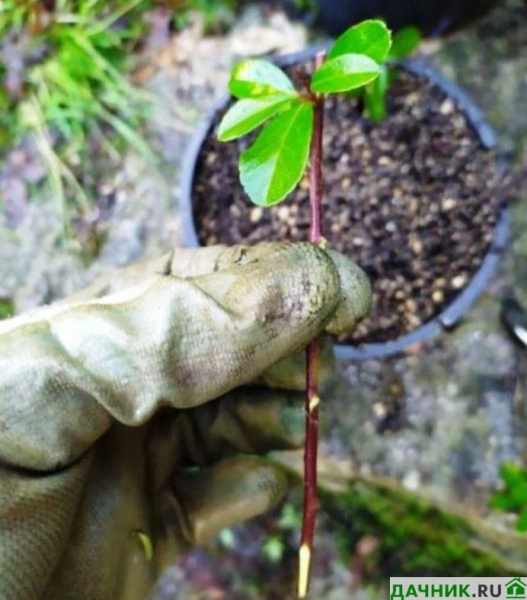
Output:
(298, 50), (326, 599)
(308, 91), (324, 246)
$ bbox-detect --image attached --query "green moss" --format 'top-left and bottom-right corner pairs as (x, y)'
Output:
(321, 477), (527, 578)
(0, 298), (15, 321)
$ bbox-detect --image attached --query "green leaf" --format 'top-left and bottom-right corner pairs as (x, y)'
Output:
(328, 19), (391, 63)
(240, 102), (313, 206)
(311, 54), (380, 94)
(491, 491), (517, 512)
(217, 94), (298, 141)
(389, 26), (422, 60)
(89, 29), (121, 50)
(500, 463), (527, 489)
(229, 59), (296, 99)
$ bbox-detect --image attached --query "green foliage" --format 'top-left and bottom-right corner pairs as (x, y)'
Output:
(362, 25), (422, 121)
(262, 502), (302, 564)
(262, 535), (285, 563)
(217, 527), (237, 549)
(22, 17), (150, 145)
(0, 0), (33, 38)
(172, 0), (238, 34)
(228, 59), (296, 98)
(389, 26), (422, 60)
(217, 19), (392, 207)
(363, 68), (390, 121)
(0, 298), (15, 321)
(321, 479), (523, 578)
(491, 463), (527, 532)
(0, 0), (240, 219)
(328, 19), (391, 63)
(0, 0), (157, 215)
(310, 54), (380, 94)
(277, 502), (303, 529)
(217, 95), (296, 142)
(290, 0), (318, 10)
(240, 102), (313, 206)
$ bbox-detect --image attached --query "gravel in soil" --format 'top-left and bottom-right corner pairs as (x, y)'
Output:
(192, 66), (510, 345)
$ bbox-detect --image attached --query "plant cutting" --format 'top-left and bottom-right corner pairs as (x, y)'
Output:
(216, 19), (392, 597)
(185, 40), (509, 359)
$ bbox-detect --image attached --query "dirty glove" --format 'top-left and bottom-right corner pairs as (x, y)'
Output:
(0, 241), (371, 600)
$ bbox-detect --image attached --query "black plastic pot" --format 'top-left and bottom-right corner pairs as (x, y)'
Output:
(180, 49), (509, 361)
(313, 0), (502, 36)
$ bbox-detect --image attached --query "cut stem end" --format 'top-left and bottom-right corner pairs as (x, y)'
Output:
(297, 544), (312, 598)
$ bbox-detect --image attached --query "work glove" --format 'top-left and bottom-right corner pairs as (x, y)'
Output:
(0, 241), (371, 600)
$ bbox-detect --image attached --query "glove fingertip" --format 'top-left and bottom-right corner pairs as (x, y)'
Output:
(325, 250), (372, 335)
(175, 457), (288, 546)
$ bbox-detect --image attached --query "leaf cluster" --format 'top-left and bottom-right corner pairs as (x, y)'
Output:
(217, 20), (393, 207)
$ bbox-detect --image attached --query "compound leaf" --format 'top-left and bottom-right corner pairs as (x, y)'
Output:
(328, 19), (391, 63)
(229, 59), (296, 99)
(240, 102), (313, 206)
(218, 94), (297, 141)
(311, 54), (380, 94)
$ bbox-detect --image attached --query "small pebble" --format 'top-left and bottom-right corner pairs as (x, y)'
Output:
(249, 207), (263, 223)
(451, 274), (468, 289)
(410, 237), (423, 254)
(405, 299), (417, 313)
(432, 290), (444, 304)
(277, 206), (289, 220)
(442, 198), (457, 211)
(373, 403), (387, 419)
(439, 99), (454, 115)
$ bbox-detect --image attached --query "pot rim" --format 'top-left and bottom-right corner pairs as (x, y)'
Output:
(180, 48), (509, 361)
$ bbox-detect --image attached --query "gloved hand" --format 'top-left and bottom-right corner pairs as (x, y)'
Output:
(0, 241), (371, 600)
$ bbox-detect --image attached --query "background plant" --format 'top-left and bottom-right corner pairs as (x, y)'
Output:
(0, 0), (240, 225)
(217, 19), (392, 597)
(261, 502), (303, 564)
(171, 0), (239, 33)
(361, 25), (421, 120)
(491, 463), (527, 532)
(1, 1), (152, 214)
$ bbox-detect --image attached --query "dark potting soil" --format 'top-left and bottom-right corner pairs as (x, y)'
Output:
(191, 66), (509, 345)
